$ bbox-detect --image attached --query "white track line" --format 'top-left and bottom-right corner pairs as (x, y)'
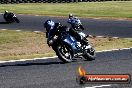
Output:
(35, 15), (39, 16)
(112, 37), (119, 39)
(15, 30), (21, 32)
(33, 31), (41, 33)
(1, 29), (7, 30)
(88, 35), (119, 39)
(96, 36), (106, 38)
(118, 19), (126, 21)
(0, 29), (127, 39)
(0, 56), (58, 64)
(93, 18), (101, 20)
(96, 47), (132, 53)
(84, 85), (111, 88)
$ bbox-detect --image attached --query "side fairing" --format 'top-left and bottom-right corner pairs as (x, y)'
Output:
(63, 36), (80, 54)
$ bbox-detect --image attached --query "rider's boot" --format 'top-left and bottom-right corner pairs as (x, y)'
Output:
(81, 39), (88, 46)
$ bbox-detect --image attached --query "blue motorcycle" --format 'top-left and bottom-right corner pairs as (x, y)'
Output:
(47, 26), (96, 63)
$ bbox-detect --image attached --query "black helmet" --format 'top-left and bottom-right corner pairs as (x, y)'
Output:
(44, 19), (55, 32)
(69, 14), (73, 18)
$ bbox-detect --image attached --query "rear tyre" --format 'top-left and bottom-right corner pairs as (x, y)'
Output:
(83, 47), (96, 61)
(55, 45), (73, 63)
(4, 18), (11, 23)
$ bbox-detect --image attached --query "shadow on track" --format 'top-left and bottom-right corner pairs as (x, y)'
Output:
(0, 57), (93, 67)
(0, 22), (10, 24)
(0, 61), (65, 67)
(0, 59), (92, 67)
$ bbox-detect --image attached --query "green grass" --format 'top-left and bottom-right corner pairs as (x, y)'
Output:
(0, 30), (55, 61)
(1, 1), (132, 18)
(0, 30), (132, 61)
(88, 37), (132, 51)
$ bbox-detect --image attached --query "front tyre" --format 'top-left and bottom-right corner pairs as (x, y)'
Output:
(83, 47), (96, 61)
(14, 17), (20, 23)
(55, 45), (73, 63)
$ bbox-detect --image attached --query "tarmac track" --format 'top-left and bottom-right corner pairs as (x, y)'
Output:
(0, 14), (132, 38)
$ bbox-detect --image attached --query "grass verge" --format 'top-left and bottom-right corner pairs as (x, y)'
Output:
(1, 1), (132, 18)
(0, 30), (132, 61)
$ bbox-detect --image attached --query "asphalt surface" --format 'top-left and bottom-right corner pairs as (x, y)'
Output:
(0, 49), (132, 88)
(0, 14), (132, 38)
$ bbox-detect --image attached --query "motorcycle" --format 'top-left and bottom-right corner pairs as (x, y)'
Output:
(47, 26), (96, 63)
(3, 13), (20, 23)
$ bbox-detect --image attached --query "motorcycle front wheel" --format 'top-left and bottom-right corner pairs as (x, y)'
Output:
(14, 17), (20, 23)
(55, 45), (73, 63)
(83, 47), (96, 61)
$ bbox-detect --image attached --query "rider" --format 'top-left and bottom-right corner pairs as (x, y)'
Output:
(68, 14), (88, 45)
(67, 14), (84, 31)
(44, 19), (88, 46)
(4, 10), (14, 22)
(4, 10), (9, 19)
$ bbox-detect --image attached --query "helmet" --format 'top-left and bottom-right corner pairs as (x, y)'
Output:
(44, 19), (55, 32)
(69, 14), (73, 18)
(5, 10), (8, 13)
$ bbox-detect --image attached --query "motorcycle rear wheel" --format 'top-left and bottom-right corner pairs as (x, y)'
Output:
(83, 47), (96, 61)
